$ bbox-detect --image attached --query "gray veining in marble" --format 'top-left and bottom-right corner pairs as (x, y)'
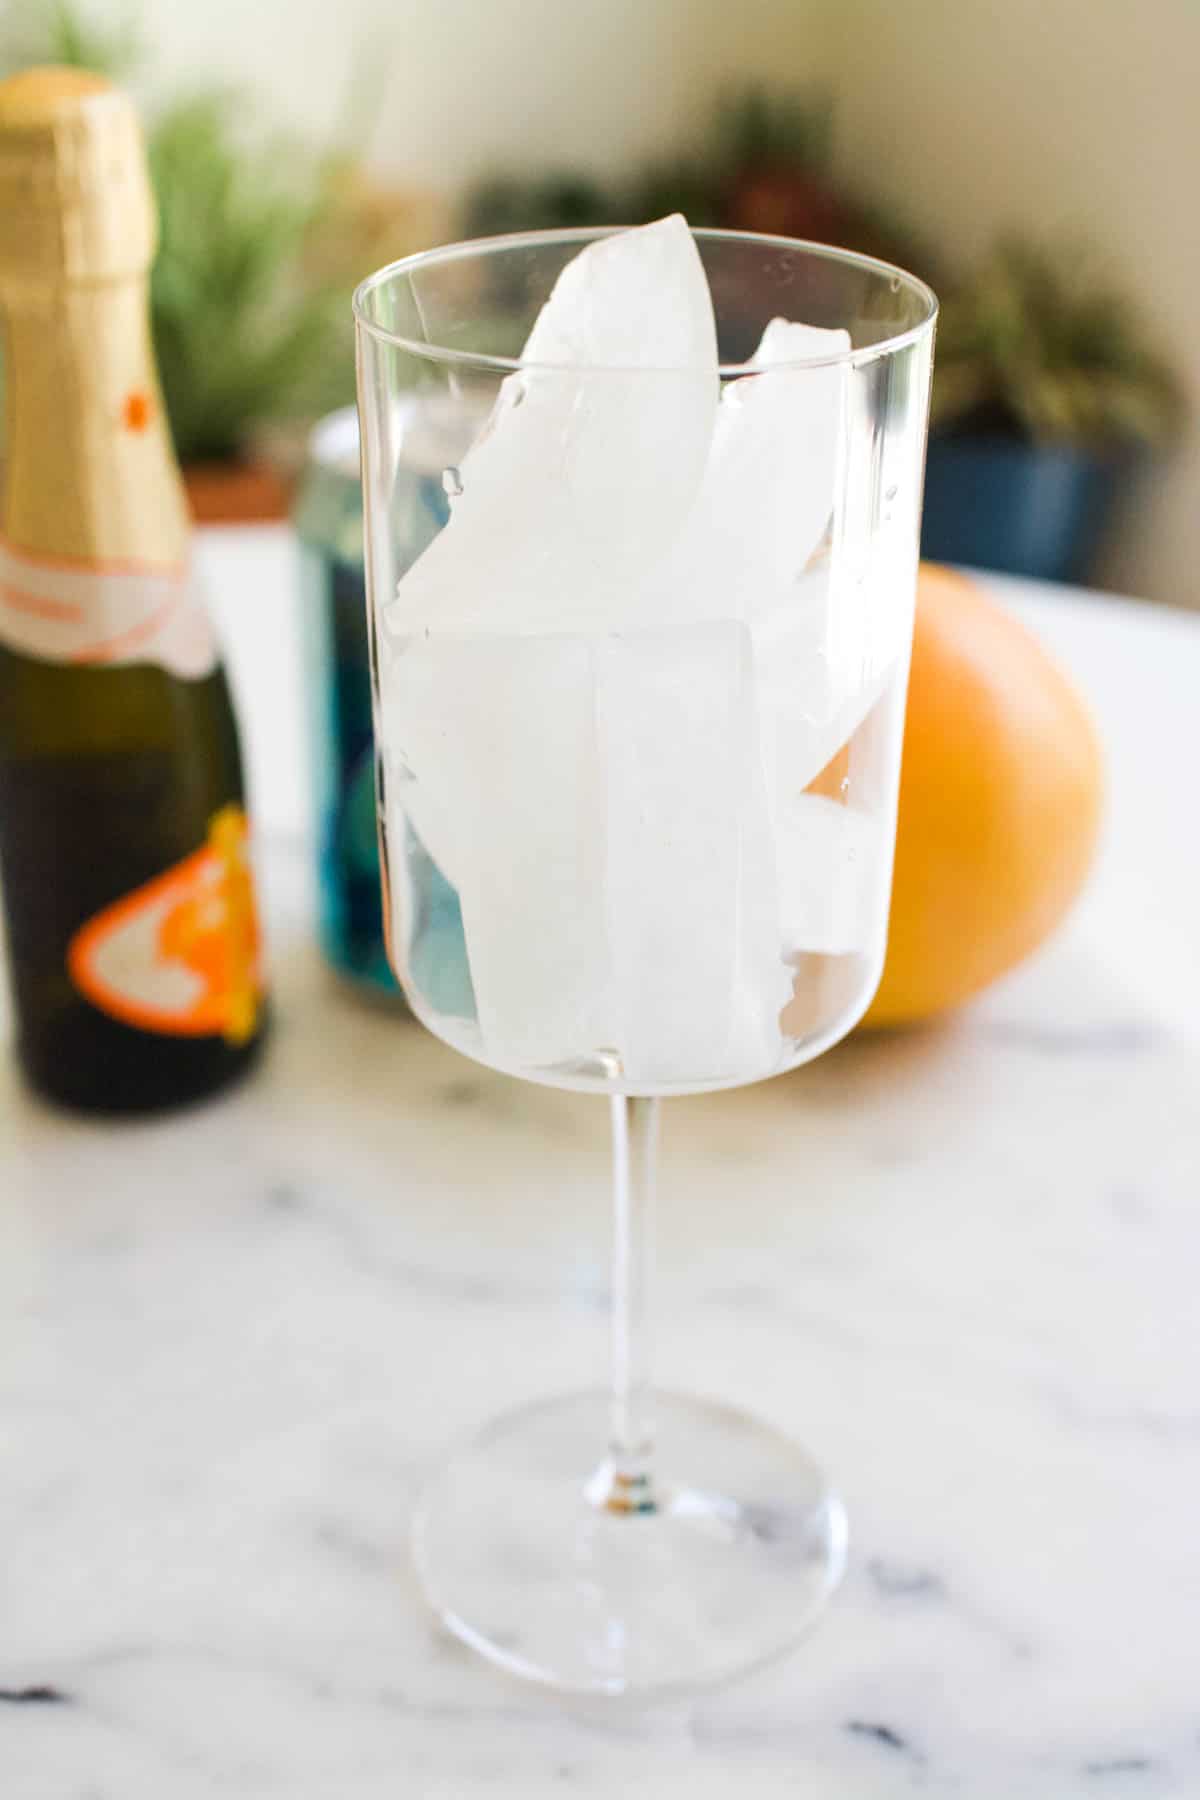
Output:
(3, 583), (1200, 1797)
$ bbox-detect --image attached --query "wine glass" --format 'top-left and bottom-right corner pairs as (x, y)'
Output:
(353, 225), (936, 1698)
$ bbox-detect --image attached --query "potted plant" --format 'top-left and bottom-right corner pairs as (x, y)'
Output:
(146, 91), (355, 521)
(464, 87), (934, 279)
(923, 238), (1183, 583)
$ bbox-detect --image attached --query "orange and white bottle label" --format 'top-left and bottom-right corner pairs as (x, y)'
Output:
(68, 805), (263, 1042)
(0, 535), (217, 679)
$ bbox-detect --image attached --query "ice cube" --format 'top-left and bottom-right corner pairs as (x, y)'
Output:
(598, 623), (790, 1086)
(747, 317), (915, 827)
(721, 321), (913, 823)
(774, 794), (885, 958)
(750, 558), (910, 961)
(752, 563), (843, 810)
(385, 216), (718, 639)
(643, 316), (848, 635)
(379, 637), (468, 891)
(522, 212), (716, 372)
(727, 317), (850, 609)
(384, 633), (612, 1071)
(753, 543), (916, 816)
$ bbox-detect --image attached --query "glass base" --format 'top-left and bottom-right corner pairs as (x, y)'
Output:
(412, 1389), (847, 1698)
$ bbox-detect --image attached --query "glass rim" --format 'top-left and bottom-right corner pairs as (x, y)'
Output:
(352, 224), (938, 377)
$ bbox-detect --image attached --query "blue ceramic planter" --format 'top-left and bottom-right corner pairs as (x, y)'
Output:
(920, 434), (1126, 584)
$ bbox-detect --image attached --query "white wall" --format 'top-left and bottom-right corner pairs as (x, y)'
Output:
(826, 0), (1200, 608)
(81, 0), (1200, 604)
(129, 0), (822, 186)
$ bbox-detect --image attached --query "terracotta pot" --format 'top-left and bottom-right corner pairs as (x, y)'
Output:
(182, 458), (293, 525)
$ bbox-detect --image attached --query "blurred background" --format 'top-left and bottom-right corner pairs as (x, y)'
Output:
(3, 0), (1194, 606)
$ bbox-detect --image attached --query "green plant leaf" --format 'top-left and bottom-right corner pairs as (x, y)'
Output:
(146, 91), (354, 460)
(933, 236), (1184, 448)
(0, 0), (143, 78)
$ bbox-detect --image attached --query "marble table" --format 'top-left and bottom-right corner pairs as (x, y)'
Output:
(2, 538), (1199, 1797)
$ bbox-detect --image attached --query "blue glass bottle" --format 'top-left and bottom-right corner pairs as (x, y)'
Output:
(295, 409), (399, 994)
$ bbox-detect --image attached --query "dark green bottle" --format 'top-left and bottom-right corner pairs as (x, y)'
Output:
(0, 69), (266, 1112)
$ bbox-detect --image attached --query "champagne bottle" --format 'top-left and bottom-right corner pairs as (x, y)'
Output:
(0, 68), (267, 1112)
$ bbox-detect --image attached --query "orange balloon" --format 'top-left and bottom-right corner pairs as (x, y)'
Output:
(863, 563), (1103, 1027)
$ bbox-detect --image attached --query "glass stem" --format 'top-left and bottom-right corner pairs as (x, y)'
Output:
(606, 1093), (659, 1514)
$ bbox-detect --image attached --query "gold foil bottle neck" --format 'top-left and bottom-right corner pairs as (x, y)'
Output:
(0, 66), (157, 287)
(0, 68), (186, 566)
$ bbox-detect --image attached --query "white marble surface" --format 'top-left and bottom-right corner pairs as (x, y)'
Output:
(2, 548), (1200, 1796)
